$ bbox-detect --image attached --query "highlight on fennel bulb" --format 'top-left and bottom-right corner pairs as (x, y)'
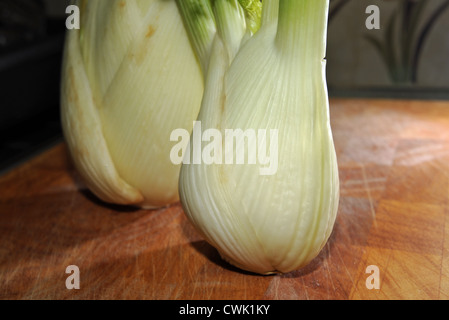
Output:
(178, 0), (340, 274)
(60, 0), (206, 208)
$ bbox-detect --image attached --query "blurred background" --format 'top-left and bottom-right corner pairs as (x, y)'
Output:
(0, 0), (70, 174)
(328, 0), (449, 98)
(1, 0), (449, 175)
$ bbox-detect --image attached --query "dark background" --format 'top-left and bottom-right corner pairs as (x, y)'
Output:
(0, 0), (66, 175)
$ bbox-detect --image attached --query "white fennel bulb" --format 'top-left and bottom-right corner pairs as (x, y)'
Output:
(61, 0), (207, 208)
(178, 0), (340, 274)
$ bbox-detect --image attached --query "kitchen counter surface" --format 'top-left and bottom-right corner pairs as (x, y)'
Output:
(1, 98), (448, 300)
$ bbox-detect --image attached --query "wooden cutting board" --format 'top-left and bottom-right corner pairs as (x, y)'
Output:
(1, 98), (448, 300)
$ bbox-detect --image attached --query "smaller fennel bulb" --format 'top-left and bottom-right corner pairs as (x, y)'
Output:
(61, 0), (207, 208)
(178, 0), (340, 274)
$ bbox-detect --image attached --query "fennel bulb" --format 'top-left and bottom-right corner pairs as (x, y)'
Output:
(178, 0), (340, 274)
(61, 0), (204, 208)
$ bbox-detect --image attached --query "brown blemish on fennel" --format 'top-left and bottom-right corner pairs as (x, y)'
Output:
(128, 25), (157, 65)
(146, 25), (156, 38)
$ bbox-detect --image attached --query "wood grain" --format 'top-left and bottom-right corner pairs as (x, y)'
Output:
(1, 98), (448, 300)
